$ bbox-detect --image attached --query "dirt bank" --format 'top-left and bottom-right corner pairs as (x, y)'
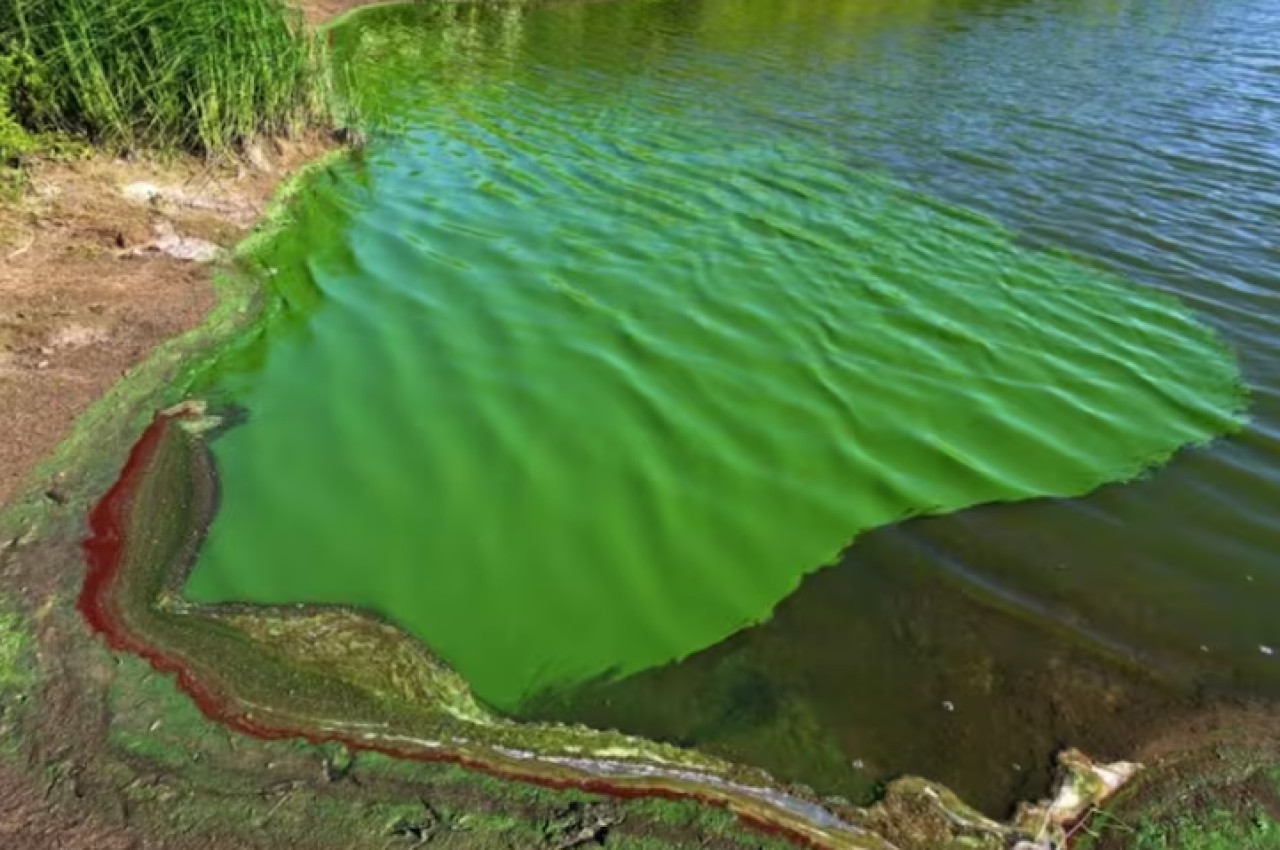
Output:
(296, 0), (383, 24)
(0, 3), (351, 848)
(0, 136), (334, 509)
(0, 0), (378, 510)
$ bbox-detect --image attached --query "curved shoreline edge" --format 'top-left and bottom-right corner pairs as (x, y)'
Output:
(76, 412), (893, 850)
(74, 407), (1122, 850)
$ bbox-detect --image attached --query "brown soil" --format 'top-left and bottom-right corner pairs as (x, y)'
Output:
(0, 761), (137, 850)
(0, 137), (331, 509)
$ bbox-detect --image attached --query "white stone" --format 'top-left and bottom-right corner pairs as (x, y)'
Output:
(122, 182), (163, 203)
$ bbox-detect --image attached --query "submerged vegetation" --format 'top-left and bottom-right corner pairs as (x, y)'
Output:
(0, 0), (324, 156)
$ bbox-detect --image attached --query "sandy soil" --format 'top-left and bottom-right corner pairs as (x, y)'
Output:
(0, 137), (332, 509)
(0, 0), (372, 509)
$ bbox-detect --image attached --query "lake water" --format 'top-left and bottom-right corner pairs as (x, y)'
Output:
(177, 0), (1278, 814)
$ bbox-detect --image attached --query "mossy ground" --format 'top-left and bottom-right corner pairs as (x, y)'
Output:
(0, 604), (35, 762)
(1075, 724), (1280, 850)
(98, 652), (805, 850)
(0, 609), (32, 693)
(1120, 808), (1279, 850)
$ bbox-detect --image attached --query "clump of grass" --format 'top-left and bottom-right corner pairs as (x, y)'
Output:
(0, 50), (36, 159)
(0, 52), (37, 196)
(0, 0), (326, 156)
(1125, 808), (1280, 850)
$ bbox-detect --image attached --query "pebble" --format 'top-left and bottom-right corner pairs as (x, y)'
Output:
(122, 182), (163, 203)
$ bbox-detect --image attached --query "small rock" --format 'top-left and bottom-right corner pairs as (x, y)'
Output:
(334, 125), (367, 147)
(149, 222), (223, 263)
(122, 182), (163, 204)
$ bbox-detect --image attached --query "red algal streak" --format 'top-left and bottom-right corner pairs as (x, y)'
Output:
(77, 417), (827, 850)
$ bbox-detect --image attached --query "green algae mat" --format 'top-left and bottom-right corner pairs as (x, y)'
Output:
(180, 1), (1245, 712)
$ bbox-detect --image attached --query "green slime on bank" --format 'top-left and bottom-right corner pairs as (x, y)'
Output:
(181, 1), (1246, 711)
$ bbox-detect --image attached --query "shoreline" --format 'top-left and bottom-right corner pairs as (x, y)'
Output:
(78, 410), (1073, 850)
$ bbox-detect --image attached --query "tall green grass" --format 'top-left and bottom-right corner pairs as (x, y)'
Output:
(0, 0), (326, 154)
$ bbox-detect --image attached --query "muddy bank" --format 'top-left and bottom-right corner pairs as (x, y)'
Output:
(70, 410), (1017, 850)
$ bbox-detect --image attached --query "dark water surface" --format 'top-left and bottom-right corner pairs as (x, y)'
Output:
(180, 0), (1279, 813)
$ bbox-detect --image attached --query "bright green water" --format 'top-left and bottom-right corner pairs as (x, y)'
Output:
(183, 0), (1245, 719)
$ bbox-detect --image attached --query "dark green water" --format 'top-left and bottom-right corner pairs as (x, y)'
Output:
(181, 0), (1280, 812)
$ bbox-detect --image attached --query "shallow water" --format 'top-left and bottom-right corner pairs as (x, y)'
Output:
(181, 0), (1278, 812)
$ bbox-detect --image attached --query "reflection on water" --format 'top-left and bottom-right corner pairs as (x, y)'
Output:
(184, 0), (1279, 814)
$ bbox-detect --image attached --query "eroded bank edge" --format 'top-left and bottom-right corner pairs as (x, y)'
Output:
(72, 392), (1132, 850)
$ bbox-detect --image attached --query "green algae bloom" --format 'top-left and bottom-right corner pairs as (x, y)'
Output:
(180, 1), (1245, 712)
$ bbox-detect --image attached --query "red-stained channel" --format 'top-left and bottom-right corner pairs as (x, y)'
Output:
(76, 415), (834, 850)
